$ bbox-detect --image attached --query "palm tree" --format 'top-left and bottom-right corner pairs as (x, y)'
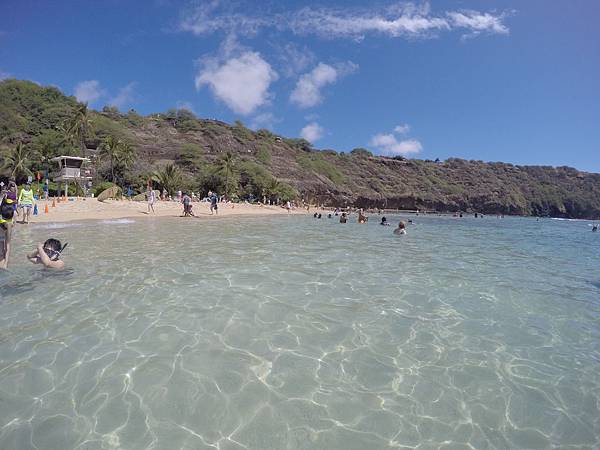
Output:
(98, 136), (122, 183)
(152, 163), (182, 196)
(1, 143), (34, 181)
(215, 152), (238, 197)
(64, 103), (94, 156)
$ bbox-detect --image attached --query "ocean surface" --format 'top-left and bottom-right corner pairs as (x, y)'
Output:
(0, 214), (599, 450)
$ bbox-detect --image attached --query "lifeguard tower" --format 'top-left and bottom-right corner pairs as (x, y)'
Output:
(50, 156), (93, 197)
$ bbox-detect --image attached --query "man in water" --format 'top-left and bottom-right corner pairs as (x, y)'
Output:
(209, 191), (218, 215)
(0, 197), (15, 269)
(380, 216), (390, 226)
(593, 225), (598, 232)
(27, 238), (66, 270)
(18, 182), (35, 224)
(358, 208), (367, 224)
(339, 212), (348, 223)
(393, 221), (407, 235)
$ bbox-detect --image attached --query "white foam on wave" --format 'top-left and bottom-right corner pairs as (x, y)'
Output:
(99, 219), (135, 225)
(32, 222), (84, 230)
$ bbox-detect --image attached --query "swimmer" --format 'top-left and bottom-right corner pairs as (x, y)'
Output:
(313, 212), (318, 218)
(358, 208), (367, 224)
(593, 225), (598, 232)
(318, 213), (322, 219)
(0, 197), (15, 269)
(393, 221), (407, 235)
(380, 216), (390, 226)
(327, 214), (332, 219)
(27, 238), (67, 270)
(339, 213), (348, 223)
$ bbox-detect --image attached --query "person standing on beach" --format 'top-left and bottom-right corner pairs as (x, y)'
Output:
(209, 191), (218, 215)
(147, 185), (156, 213)
(0, 197), (14, 269)
(18, 182), (35, 224)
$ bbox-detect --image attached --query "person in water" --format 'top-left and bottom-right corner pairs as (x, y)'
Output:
(339, 212), (348, 223)
(358, 208), (367, 224)
(18, 182), (35, 224)
(393, 221), (407, 235)
(593, 225), (598, 232)
(380, 216), (390, 226)
(0, 198), (15, 269)
(27, 238), (67, 270)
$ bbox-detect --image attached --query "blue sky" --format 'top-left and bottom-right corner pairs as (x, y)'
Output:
(1, 0), (599, 171)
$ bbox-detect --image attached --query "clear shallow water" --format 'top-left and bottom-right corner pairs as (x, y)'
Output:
(1, 215), (599, 450)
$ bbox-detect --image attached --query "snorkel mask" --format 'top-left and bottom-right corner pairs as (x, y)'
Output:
(43, 242), (68, 261)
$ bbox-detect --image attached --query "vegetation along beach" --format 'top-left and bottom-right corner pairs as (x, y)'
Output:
(0, 1), (599, 449)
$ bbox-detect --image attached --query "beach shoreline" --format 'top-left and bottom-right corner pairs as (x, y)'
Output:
(20, 199), (306, 224)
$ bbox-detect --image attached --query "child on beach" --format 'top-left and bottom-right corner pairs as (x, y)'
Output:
(0, 197), (15, 269)
(27, 238), (67, 270)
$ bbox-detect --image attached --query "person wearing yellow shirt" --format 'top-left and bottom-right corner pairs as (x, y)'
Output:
(18, 182), (35, 224)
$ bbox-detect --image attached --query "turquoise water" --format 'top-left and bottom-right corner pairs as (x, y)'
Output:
(0, 215), (599, 449)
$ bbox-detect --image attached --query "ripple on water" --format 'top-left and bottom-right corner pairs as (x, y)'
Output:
(0, 215), (599, 449)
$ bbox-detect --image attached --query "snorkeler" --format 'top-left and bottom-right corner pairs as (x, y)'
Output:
(0, 197), (15, 269)
(380, 216), (390, 226)
(393, 221), (407, 235)
(27, 238), (67, 270)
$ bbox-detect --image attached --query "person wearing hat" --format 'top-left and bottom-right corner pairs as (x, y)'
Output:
(18, 182), (35, 224)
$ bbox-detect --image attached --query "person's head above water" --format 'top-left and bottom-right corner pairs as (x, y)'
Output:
(0, 198), (15, 223)
(43, 238), (67, 261)
(398, 221), (406, 229)
(381, 217), (387, 224)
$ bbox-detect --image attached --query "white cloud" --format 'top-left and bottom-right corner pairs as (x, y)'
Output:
(290, 61), (358, 108)
(179, 2), (510, 41)
(196, 50), (278, 116)
(447, 11), (509, 37)
(250, 112), (280, 130)
(74, 80), (103, 104)
(108, 82), (137, 109)
(276, 43), (316, 78)
(370, 132), (422, 156)
(0, 69), (11, 81)
(394, 123), (410, 134)
(300, 122), (325, 143)
(176, 100), (196, 114)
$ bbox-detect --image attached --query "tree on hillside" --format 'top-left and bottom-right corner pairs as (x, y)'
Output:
(152, 163), (182, 196)
(99, 136), (136, 184)
(215, 152), (239, 197)
(1, 142), (34, 181)
(64, 103), (94, 156)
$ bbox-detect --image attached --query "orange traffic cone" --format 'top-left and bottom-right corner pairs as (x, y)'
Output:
(45, 204), (49, 214)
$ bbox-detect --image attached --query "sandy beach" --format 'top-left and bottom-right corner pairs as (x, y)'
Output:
(22, 198), (305, 223)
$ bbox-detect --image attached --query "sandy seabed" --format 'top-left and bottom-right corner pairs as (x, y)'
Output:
(22, 198), (304, 223)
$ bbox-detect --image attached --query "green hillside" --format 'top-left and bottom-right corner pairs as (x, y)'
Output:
(1, 79), (599, 219)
